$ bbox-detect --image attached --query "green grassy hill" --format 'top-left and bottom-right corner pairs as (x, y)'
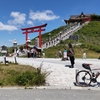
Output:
(75, 21), (100, 52)
(42, 21), (100, 58)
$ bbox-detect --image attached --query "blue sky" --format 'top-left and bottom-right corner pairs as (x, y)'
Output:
(0, 0), (100, 47)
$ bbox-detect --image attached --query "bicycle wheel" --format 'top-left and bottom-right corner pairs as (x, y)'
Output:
(76, 70), (92, 87)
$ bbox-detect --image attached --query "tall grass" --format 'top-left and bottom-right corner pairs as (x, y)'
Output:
(0, 63), (47, 87)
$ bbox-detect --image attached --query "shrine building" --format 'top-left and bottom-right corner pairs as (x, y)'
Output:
(64, 12), (92, 25)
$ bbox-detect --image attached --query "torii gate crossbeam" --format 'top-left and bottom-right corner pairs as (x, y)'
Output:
(21, 23), (47, 48)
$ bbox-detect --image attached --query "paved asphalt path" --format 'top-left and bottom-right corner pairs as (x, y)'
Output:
(0, 89), (100, 100)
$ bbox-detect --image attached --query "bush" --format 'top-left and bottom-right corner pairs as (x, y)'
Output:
(15, 68), (46, 86)
(16, 71), (33, 86)
(0, 64), (47, 87)
(88, 44), (100, 53)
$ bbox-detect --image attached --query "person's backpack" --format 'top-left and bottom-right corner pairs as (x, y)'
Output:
(67, 50), (72, 57)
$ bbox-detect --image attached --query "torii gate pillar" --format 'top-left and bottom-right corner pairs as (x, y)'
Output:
(21, 23), (47, 48)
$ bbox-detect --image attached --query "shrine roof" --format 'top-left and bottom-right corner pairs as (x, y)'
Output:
(64, 12), (94, 24)
(66, 12), (93, 20)
(70, 14), (91, 20)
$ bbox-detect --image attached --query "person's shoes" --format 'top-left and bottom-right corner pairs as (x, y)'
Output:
(70, 66), (74, 68)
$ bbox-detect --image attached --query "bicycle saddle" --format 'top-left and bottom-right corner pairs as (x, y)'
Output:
(82, 63), (92, 71)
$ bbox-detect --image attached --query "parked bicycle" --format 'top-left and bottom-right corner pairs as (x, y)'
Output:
(76, 63), (100, 87)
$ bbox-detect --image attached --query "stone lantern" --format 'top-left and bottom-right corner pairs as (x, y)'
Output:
(1, 45), (7, 56)
(13, 39), (17, 53)
(13, 39), (18, 63)
(26, 38), (31, 46)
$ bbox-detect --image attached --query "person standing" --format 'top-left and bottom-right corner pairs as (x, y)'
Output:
(27, 48), (30, 58)
(33, 48), (37, 58)
(83, 52), (86, 59)
(31, 48), (34, 57)
(42, 51), (45, 58)
(54, 53), (57, 58)
(58, 49), (62, 58)
(67, 43), (75, 68)
(63, 48), (68, 60)
(16, 49), (20, 57)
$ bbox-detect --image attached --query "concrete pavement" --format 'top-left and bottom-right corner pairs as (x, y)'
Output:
(0, 57), (100, 90)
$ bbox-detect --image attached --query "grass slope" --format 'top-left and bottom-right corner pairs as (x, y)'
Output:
(43, 21), (100, 58)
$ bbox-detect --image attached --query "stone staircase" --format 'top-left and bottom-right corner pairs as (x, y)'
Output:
(42, 21), (89, 50)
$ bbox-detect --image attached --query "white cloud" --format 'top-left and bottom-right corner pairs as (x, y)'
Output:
(27, 20), (34, 25)
(29, 10), (60, 21)
(0, 22), (18, 31)
(0, 10), (60, 32)
(8, 12), (26, 25)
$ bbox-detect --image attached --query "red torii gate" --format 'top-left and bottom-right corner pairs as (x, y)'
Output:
(21, 23), (47, 48)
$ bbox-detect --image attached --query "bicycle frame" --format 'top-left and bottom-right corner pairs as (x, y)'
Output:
(76, 63), (100, 87)
(82, 63), (100, 80)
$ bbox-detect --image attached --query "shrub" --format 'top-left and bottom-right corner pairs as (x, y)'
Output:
(0, 64), (47, 87)
(15, 67), (46, 86)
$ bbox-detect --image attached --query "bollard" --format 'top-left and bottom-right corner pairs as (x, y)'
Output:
(3, 56), (6, 65)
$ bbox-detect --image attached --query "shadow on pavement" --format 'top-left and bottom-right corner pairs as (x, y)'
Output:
(65, 65), (71, 68)
(74, 82), (100, 87)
